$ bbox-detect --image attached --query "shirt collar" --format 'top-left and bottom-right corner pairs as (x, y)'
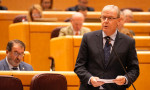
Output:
(102, 30), (117, 41)
(71, 24), (81, 35)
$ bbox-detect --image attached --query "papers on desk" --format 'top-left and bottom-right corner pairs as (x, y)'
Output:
(97, 79), (115, 83)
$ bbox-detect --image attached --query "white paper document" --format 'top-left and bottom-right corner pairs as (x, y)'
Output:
(97, 79), (115, 83)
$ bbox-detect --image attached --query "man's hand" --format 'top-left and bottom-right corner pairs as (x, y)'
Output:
(113, 76), (126, 85)
(90, 77), (105, 87)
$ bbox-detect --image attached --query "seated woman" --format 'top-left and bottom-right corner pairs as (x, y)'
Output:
(28, 4), (42, 21)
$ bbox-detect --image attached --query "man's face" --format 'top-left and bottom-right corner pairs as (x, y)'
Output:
(71, 17), (84, 31)
(118, 14), (125, 30)
(125, 15), (133, 23)
(78, 0), (88, 7)
(42, 0), (51, 10)
(101, 8), (120, 36)
(6, 43), (24, 67)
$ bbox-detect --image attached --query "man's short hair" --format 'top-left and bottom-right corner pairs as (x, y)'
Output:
(6, 39), (26, 51)
(102, 5), (120, 18)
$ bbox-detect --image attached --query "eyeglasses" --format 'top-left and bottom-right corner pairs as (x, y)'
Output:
(100, 17), (119, 21)
(13, 51), (24, 58)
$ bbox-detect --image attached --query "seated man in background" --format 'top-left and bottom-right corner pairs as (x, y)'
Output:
(64, 6), (88, 22)
(118, 11), (134, 37)
(41, 0), (53, 11)
(59, 12), (91, 36)
(0, 0), (7, 10)
(0, 39), (33, 71)
(66, 0), (94, 11)
(123, 9), (135, 23)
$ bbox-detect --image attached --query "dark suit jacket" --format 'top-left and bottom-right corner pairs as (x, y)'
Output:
(66, 5), (94, 11)
(74, 30), (139, 90)
(0, 6), (8, 10)
(0, 58), (33, 71)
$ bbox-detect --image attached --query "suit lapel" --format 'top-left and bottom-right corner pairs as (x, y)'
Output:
(96, 30), (105, 69)
(4, 59), (10, 70)
(19, 62), (25, 71)
(67, 26), (73, 35)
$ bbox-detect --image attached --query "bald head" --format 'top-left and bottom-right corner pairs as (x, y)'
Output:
(123, 9), (133, 23)
(71, 12), (85, 20)
(71, 12), (85, 31)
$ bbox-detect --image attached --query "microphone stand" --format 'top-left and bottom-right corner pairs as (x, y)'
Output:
(109, 43), (136, 90)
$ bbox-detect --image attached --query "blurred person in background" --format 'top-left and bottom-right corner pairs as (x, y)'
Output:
(41, 0), (53, 10)
(28, 4), (42, 21)
(0, 0), (7, 10)
(66, 0), (94, 11)
(118, 11), (134, 37)
(59, 12), (91, 36)
(123, 9), (134, 23)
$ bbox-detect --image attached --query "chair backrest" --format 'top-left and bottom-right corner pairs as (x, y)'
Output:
(30, 73), (67, 90)
(0, 75), (23, 90)
(13, 15), (28, 23)
(51, 27), (64, 38)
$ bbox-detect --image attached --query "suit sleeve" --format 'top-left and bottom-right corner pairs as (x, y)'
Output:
(58, 28), (65, 36)
(74, 33), (92, 84)
(125, 39), (139, 87)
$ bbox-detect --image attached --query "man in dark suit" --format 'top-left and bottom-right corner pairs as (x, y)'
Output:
(66, 0), (94, 11)
(74, 5), (139, 90)
(0, 39), (33, 71)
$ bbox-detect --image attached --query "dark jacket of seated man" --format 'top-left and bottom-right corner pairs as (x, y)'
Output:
(0, 58), (33, 71)
(66, 5), (94, 11)
(0, 39), (33, 71)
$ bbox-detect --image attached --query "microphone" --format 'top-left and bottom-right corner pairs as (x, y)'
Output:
(108, 39), (136, 90)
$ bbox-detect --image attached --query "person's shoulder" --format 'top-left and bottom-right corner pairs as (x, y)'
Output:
(0, 59), (6, 64)
(0, 6), (8, 10)
(83, 30), (102, 37)
(66, 5), (77, 11)
(87, 7), (94, 11)
(20, 62), (33, 68)
(60, 26), (70, 31)
(118, 31), (134, 41)
(82, 27), (91, 31)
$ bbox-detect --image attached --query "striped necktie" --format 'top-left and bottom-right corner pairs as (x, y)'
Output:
(104, 36), (111, 66)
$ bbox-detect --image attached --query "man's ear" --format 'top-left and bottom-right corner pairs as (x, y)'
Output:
(6, 50), (9, 55)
